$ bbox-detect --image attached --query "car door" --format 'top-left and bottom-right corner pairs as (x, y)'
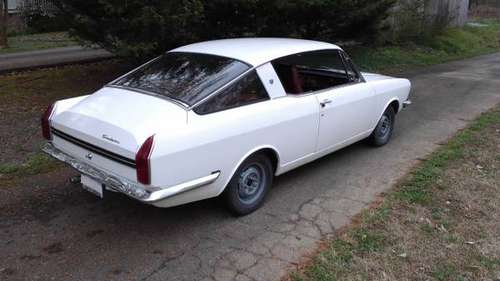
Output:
(314, 51), (378, 152)
(271, 49), (378, 158)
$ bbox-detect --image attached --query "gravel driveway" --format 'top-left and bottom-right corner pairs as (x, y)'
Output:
(1, 54), (499, 281)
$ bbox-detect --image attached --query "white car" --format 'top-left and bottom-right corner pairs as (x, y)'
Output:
(42, 38), (411, 215)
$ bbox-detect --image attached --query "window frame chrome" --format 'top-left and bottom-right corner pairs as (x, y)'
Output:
(191, 69), (271, 115)
(107, 52), (252, 110)
(270, 49), (366, 99)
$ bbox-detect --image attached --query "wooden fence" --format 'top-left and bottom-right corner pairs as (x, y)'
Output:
(470, 0), (500, 18)
(19, 0), (56, 15)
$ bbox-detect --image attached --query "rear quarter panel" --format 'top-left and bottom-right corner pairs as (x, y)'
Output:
(149, 96), (319, 207)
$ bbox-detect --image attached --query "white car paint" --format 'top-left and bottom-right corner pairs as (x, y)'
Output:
(171, 38), (340, 67)
(44, 38), (411, 208)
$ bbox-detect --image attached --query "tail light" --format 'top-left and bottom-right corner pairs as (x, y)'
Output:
(136, 135), (155, 185)
(41, 103), (56, 140)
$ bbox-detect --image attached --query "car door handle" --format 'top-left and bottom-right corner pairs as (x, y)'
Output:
(320, 99), (332, 107)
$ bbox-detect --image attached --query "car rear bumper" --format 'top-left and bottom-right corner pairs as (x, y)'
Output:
(42, 143), (220, 204)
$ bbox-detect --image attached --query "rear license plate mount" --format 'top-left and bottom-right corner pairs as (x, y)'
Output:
(81, 174), (104, 198)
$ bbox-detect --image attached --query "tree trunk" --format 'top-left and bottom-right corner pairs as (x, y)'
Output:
(424, 0), (469, 27)
(0, 0), (8, 48)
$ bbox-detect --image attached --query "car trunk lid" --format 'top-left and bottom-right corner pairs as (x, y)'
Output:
(51, 87), (187, 160)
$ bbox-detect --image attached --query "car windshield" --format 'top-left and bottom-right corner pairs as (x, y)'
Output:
(111, 52), (251, 106)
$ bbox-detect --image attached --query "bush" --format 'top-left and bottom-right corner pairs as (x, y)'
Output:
(53, 0), (396, 59)
(21, 0), (67, 33)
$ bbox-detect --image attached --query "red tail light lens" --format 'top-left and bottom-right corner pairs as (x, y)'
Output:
(136, 135), (155, 185)
(41, 103), (55, 140)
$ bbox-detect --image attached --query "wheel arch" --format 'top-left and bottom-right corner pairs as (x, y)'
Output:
(219, 145), (281, 196)
(379, 98), (400, 119)
(370, 98), (400, 134)
(389, 99), (400, 114)
(237, 145), (281, 175)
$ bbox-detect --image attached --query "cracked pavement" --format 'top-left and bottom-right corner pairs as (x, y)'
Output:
(1, 54), (500, 281)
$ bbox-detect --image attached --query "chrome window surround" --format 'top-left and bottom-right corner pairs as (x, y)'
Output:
(104, 48), (358, 111)
(106, 52), (252, 110)
(269, 49), (367, 99)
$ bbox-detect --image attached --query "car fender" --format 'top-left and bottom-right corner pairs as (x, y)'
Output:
(369, 97), (400, 133)
(218, 145), (281, 196)
(52, 95), (90, 117)
(380, 97), (401, 118)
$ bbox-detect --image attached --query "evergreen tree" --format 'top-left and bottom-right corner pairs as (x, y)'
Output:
(53, 0), (395, 59)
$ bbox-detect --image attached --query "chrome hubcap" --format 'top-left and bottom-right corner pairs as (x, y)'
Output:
(379, 115), (391, 137)
(238, 165), (265, 204)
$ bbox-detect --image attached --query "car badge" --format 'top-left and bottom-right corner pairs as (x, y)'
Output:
(86, 153), (93, 160)
(102, 134), (120, 144)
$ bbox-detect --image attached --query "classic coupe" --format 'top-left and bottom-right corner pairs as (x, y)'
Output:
(42, 38), (411, 215)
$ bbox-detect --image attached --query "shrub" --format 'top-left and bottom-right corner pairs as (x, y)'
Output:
(21, 0), (66, 33)
(53, 0), (396, 59)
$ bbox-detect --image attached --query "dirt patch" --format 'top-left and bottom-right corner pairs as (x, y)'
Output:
(0, 61), (133, 166)
(0, 61), (135, 226)
(43, 242), (64, 254)
(291, 106), (500, 281)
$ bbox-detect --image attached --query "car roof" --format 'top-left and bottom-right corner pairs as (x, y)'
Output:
(169, 38), (342, 66)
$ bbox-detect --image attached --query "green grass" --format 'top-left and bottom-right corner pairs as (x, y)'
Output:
(0, 152), (60, 177)
(347, 20), (500, 72)
(0, 32), (78, 55)
(292, 106), (500, 281)
(0, 61), (132, 179)
(390, 102), (499, 206)
(432, 263), (459, 281)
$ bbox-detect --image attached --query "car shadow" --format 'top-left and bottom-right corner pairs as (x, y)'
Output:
(2, 138), (376, 230)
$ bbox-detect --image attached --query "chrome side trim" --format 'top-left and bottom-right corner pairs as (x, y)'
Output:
(42, 143), (220, 204)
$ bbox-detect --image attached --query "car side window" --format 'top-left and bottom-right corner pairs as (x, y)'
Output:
(272, 50), (350, 95)
(194, 70), (270, 115)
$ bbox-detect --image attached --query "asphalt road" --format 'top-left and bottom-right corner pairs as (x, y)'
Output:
(1, 54), (499, 281)
(0, 46), (113, 73)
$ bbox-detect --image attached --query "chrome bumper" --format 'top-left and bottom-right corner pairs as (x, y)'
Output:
(403, 100), (412, 108)
(42, 143), (220, 203)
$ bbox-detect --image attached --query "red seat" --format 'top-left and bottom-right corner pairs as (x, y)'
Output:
(290, 66), (303, 94)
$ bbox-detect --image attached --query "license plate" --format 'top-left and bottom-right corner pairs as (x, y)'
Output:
(81, 175), (104, 198)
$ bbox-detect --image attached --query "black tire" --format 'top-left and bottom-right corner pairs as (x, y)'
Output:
(369, 106), (396, 147)
(223, 153), (273, 216)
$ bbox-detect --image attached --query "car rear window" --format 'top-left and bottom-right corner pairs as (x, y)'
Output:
(111, 52), (251, 106)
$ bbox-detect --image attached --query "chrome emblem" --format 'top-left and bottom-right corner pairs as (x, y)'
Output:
(102, 134), (120, 144)
(86, 153), (93, 160)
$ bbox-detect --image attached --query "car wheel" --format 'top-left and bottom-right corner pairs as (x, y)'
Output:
(369, 106), (395, 147)
(223, 153), (273, 216)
